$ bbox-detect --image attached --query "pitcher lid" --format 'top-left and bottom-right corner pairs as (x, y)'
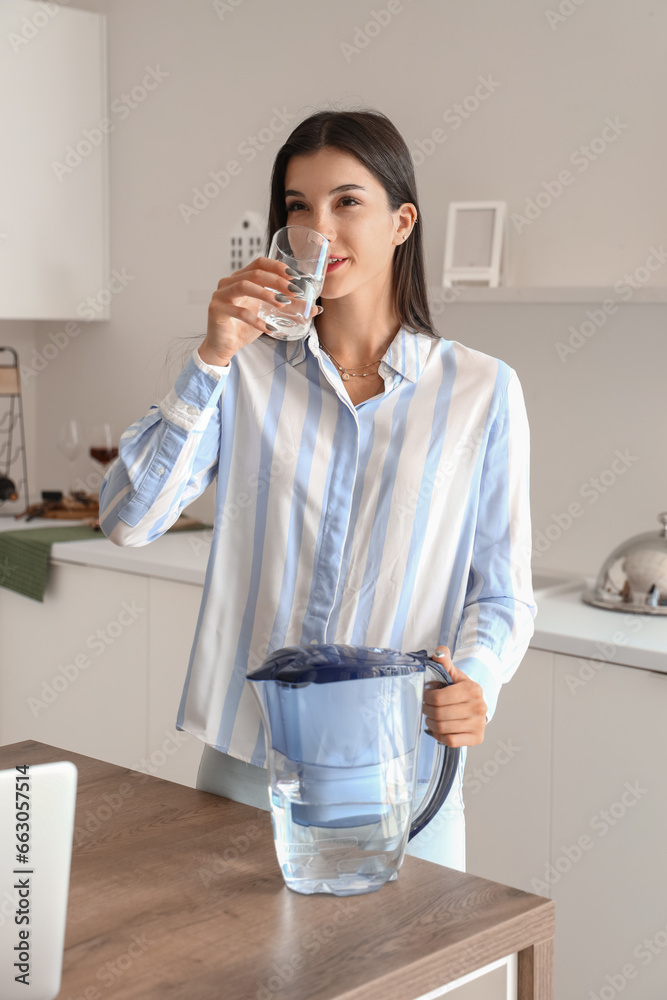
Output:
(247, 643), (431, 684)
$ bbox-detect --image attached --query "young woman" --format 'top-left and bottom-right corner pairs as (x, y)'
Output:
(99, 108), (536, 872)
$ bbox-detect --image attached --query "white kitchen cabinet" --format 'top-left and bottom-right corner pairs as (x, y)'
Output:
(0, 562), (148, 765)
(463, 647), (553, 894)
(0, 559), (208, 787)
(464, 643), (667, 1000)
(0, 1), (108, 319)
(549, 653), (667, 1000)
(147, 577), (205, 788)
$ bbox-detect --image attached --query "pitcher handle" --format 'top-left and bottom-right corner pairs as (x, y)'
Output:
(407, 652), (461, 841)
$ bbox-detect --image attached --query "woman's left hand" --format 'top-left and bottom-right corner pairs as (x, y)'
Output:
(422, 646), (488, 747)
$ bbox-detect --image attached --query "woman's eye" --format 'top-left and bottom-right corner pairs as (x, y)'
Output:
(285, 198), (359, 212)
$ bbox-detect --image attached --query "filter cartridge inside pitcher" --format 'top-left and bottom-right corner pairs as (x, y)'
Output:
(268, 749), (417, 896)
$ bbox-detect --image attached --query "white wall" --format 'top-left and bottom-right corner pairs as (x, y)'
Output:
(445, 303), (663, 576)
(20, 0), (666, 577)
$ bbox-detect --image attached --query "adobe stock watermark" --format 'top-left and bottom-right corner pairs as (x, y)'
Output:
(545, 0), (588, 31)
(7, 0), (72, 53)
(19, 268), (135, 380)
(555, 245), (667, 363)
(242, 598), (314, 675)
(21, 267), (136, 360)
(239, 899), (362, 1000)
(27, 600), (145, 717)
(197, 822), (264, 889)
(511, 117), (629, 233)
(340, 0), (416, 63)
(588, 918), (667, 1000)
(429, 283), (466, 315)
(179, 107), (297, 224)
(189, 440), (299, 554)
(57, 933), (153, 996)
(72, 729), (192, 846)
(532, 448), (638, 559)
(395, 423), (487, 522)
(52, 67), (169, 181)
(19, 271), (134, 376)
(410, 75), (502, 167)
(212, 0), (244, 20)
(0, 555), (18, 588)
(530, 779), (648, 895)
(462, 738), (521, 795)
(564, 615), (652, 695)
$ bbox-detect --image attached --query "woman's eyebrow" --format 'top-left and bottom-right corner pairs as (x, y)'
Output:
(284, 184), (366, 197)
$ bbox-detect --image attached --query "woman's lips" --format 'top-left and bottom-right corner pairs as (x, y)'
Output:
(326, 257), (347, 273)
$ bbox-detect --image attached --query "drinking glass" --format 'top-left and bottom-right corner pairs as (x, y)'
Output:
(257, 226), (330, 340)
(57, 419), (82, 495)
(89, 423), (118, 472)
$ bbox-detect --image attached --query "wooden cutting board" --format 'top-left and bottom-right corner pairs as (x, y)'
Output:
(19, 497), (99, 521)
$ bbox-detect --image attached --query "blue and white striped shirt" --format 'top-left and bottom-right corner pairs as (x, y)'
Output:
(99, 324), (536, 766)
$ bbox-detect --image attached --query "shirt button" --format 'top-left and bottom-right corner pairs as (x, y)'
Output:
(156, 466), (165, 476)
(186, 405), (198, 415)
(310, 639), (318, 645)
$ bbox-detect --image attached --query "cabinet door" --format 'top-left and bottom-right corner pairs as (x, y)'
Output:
(551, 653), (667, 1000)
(0, 562), (147, 766)
(147, 578), (206, 788)
(464, 647), (553, 892)
(0, 1), (108, 319)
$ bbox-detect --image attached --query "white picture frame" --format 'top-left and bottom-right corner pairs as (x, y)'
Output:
(442, 201), (507, 288)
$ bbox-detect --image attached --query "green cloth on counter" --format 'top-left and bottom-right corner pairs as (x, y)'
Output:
(0, 520), (211, 603)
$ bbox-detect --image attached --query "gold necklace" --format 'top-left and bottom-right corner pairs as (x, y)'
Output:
(319, 341), (385, 381)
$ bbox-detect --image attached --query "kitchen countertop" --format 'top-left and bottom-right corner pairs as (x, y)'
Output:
(0, 739), (555, 1000)
(50, 525), (213, 586)
(531, 578), (667, 674)
(0, 516), (213, 587)
(2, 519), (664, 673)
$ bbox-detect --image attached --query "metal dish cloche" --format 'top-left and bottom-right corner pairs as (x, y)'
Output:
(582, 512), (667, 614)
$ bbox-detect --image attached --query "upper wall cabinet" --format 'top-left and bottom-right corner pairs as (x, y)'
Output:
(0, 1), (108, 320)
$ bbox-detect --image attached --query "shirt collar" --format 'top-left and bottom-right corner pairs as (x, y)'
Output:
(284, 322), (435, 384)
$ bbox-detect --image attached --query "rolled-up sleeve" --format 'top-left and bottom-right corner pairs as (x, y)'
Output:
(452, 369), (537, 722)
(99, 348), (230, 546)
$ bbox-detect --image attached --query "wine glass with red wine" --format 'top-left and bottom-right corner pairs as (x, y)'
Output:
(89, 423), (118, 485)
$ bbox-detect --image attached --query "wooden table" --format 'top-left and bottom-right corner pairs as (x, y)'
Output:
(0, 741), (554, 999)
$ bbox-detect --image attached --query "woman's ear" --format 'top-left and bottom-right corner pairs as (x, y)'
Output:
(394, 202), (418, 245)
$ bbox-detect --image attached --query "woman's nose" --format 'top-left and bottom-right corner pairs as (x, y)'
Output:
(310, 215), (336, 244)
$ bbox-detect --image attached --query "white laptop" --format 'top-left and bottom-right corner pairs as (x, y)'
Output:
(0, 760), (78, 999)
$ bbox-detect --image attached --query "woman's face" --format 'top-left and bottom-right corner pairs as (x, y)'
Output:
(283, 147), (413, 301)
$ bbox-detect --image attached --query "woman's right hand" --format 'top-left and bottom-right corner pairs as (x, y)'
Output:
(199, 257), (308, 367)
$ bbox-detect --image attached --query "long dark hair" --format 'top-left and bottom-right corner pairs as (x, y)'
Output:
(266, 108), (437, 339)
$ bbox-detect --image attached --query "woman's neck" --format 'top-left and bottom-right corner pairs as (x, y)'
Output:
(313, 298), (401, 366)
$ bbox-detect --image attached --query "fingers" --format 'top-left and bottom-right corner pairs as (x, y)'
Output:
(424, 701), (477, 723)
(431, 645), (451, 661)
(211, 279), (302, 320)
(425, 728), (484, 748)
(217, 260), (302, 302)
(422, 680), (488, 722)
(423, 643), (487, 746)
(424, 706), (487, 746)
(423, 682), (486, 715)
